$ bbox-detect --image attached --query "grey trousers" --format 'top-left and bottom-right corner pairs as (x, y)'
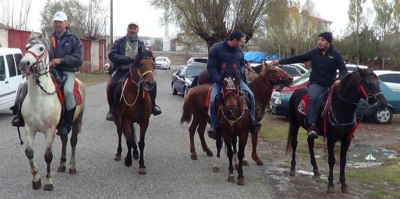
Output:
(62, 71), (76, 111)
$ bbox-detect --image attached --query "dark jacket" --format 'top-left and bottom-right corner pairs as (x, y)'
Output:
(49, 27), (83, 72)
(108, 36), (146, 71)
(207, 41), (246, 84)
(279, 45), (347, 87)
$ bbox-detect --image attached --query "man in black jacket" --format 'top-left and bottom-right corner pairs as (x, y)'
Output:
(105, 21), (161, 121)
(12, 11), (83, 137)
(208, 30), (261, 139)
(271, 32), (347, 139)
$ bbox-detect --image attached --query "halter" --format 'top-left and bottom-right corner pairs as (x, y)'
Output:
(25, 49), (49, 77)
(338, 74), (383, 106)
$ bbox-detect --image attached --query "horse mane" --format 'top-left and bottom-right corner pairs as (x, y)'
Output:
(339, 68), (375, 91)
(134, 48), (155, 67)
(219, 64), (240, 85)
(27, 31), (50, 51)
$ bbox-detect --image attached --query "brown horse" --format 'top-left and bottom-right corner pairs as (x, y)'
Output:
(286, 67), (387, 193)
(108, 47), (155, 174)
(180, 62), (293, 164)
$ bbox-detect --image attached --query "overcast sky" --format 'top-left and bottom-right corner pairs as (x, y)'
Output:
(3, 0), (375, 38)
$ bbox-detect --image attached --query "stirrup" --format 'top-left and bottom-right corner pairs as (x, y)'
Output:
(152, 105), (162, 116)
(307, 126), (318, 139)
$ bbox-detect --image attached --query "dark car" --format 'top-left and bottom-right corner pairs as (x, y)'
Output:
(171, 63), (207, 98)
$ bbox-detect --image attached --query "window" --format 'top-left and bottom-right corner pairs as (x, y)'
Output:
(14, 54), (22, 75)
(186, 68), (205, 78)
(379, 74), (400, 84)
(0, 56), (5, 80)
(6, 54), (16, 77)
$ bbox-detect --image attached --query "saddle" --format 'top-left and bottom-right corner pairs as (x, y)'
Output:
(297, 88), (331, 120)
(50, 68), (83, 107)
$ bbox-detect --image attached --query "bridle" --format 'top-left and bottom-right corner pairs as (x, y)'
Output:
(338, 74), (383, 106)
(264, 65), (290, 87)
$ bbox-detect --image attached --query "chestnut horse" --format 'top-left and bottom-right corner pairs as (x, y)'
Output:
(180, 62), (293, 164)
(109, 47), (155, 174)
(286, 67), (387, 193)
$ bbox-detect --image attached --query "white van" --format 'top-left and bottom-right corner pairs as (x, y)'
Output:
(0, 48), (25, 114)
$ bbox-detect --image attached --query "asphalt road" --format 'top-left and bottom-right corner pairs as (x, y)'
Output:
(0, 65), (279, 199)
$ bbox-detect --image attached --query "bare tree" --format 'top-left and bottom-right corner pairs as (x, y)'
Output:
(152, 38), (163, 51)
(0, 0), (32, 30)
(348, 0), (366, 64)
(149, 0), (270, 52)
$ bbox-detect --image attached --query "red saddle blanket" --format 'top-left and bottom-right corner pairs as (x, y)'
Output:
(54, 80), (83, 106)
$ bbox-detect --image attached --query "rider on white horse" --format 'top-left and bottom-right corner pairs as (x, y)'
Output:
(12, 11), (83, 137)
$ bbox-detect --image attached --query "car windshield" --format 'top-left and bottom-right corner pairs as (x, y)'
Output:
(186, 68), (205, 78)
(193, 58), (208, 63)
(281, 65), (302, 77)
(156, 58), (166, 61)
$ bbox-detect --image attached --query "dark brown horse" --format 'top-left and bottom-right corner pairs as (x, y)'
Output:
(108, 47), (155, 174)
(180, 62), (293, 164)
(286, 67), (387, 193)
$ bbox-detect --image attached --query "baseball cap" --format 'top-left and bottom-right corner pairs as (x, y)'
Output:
(128, 21), (139, 27)
(53, 11), (67, 22)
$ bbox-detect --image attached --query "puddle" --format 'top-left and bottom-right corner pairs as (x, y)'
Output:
(346, 143), (397, 168)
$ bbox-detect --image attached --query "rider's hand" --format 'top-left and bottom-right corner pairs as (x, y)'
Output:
(334, 80), (340, 87)
(50, 58), (61, 67)
(271, 60), (279, 65)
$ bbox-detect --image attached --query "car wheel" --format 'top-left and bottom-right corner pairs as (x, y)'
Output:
(172, 84), (177, 95)
(373, 107), (393, 124)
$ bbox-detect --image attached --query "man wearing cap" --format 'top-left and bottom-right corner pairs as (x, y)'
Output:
(207, 30), (261, 139)
(105, 21), (162, 121)
(11, 11), (83, 138)
(270, 32), (347, 139)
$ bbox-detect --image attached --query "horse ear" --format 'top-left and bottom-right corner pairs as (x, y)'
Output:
(30, 30), (36, 38)
(147, 46), (152, 53)
(40, 29), (48, 39)
(138, 47), (143, 55)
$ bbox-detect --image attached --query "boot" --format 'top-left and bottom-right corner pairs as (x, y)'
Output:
(307, 123), (318, 139)
(11, 114), (24, 127)
(152, 105), (162, 116)
(207, 127), (216, 140)
(11, 83), (27, 127)
(149, 83), (161, 116)
(249, 115), (261, 134)
(106, 109), (114, 121)
(57, 107), (75, 137)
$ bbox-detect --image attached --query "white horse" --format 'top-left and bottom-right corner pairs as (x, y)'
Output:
(19, 30), (86, 191)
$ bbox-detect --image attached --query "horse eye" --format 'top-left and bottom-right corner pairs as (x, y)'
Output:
(39, 47), (44, 51)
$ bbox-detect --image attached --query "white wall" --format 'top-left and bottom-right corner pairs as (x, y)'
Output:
(0, 29), (8, 47)
(90, 41), (99, 72)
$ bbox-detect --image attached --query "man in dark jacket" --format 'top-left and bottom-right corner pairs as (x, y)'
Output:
(208, 30), (261, 139)
(105, 21), (161, 121)
(12, 11), (83, 137)
(271, 32), (347, 139)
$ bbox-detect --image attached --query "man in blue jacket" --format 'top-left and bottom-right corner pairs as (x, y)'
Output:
(208, 30), (261, 139)
(271, 32), (348, 139)
(12, 11), (83, 137)
(105, 21), (161, 121)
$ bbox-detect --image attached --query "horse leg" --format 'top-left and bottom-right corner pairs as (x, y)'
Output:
(212, 128), (223, 172)
(327, 139), (336, 193)
(138, 120), (149, 174)
(113, 119), (123, 161)
(237, 133), (248, 186)
(24, 127), (41, 190)
(232, 137), (238, 170)
(339, 139), (351, 194)
(307, 137), (321, 177)
(197, 117), (213, 157)
(121, 119), (133, 167)
(288, 121), (300, 176)
(225, 137), (235, 183)
(43, 129), (56, 191)
(250, 130), (263, 165)
(189, 116), (199, 160)
(68, 120), (81, 175)
(57, 132), (68, 173)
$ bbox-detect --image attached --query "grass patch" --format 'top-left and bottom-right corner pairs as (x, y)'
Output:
(76, 70), (109, 87)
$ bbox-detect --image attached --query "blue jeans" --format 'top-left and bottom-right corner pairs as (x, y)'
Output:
(306, 83), (329, 125)
(210, 80), (256, 128)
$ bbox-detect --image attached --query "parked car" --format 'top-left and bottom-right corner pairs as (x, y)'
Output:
(0, 48), (25, 114)
(269, 67), (400, 124)
(155, 56), (171, 70)
(186, 57), (208, 65)
(290, 63), (308, 75)
(171, 63), (207, 98)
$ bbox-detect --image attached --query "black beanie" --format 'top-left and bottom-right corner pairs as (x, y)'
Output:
(318, 32), (332, 44)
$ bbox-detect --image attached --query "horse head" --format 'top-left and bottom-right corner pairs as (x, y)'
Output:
(260, 62), (293, 88)
(220, 62), (240, 110)
(20, 29), (50, 76)
(132, 46), (155, 91)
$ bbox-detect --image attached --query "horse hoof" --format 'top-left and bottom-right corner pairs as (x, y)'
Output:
(289, 169), (296, 176)
(32, 179), (41, 190)
(342, 186), (350, 194)
(227, 174), (235, 183)
(191, 153), (198, 160)
(243, 159), (249, 166)
(57, 166), (66, 172)
(205, 149), (213, 157)
(327, 186), (335, 193)
(313, 169), (321, 177)
(256, 160), (264, 165)
(138, 168), (147, 175)
(132, 152), (139, 160)
(69, 169), (77, 175)
(237, 177), (245, 186)
(43, 183), (54, 191)
(124, 161), (132, 167)
(212, 166), (219, 173)
(114, 155), (121, 161)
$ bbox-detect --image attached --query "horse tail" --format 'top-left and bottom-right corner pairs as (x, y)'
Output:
(285, 90), (297, 155)
(180, 88), (193, 124)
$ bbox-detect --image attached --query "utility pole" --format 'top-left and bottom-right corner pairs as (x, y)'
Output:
(110, 0), (113, 47)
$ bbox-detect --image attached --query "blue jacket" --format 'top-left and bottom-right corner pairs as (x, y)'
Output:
(108, 36), (146, 71)
(207, 41), (245, 84)
(279, 45), (347, 87)
(49, 27), (83, 72)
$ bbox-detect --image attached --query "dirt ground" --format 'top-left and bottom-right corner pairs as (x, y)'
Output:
(256, 114), (400, 199)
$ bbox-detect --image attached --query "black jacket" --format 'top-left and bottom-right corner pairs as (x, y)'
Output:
(108, 36), (146, 71)
(279, 45), (347, 87)
(49, 27), (83, 72)
(207, 41), (246, 84)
